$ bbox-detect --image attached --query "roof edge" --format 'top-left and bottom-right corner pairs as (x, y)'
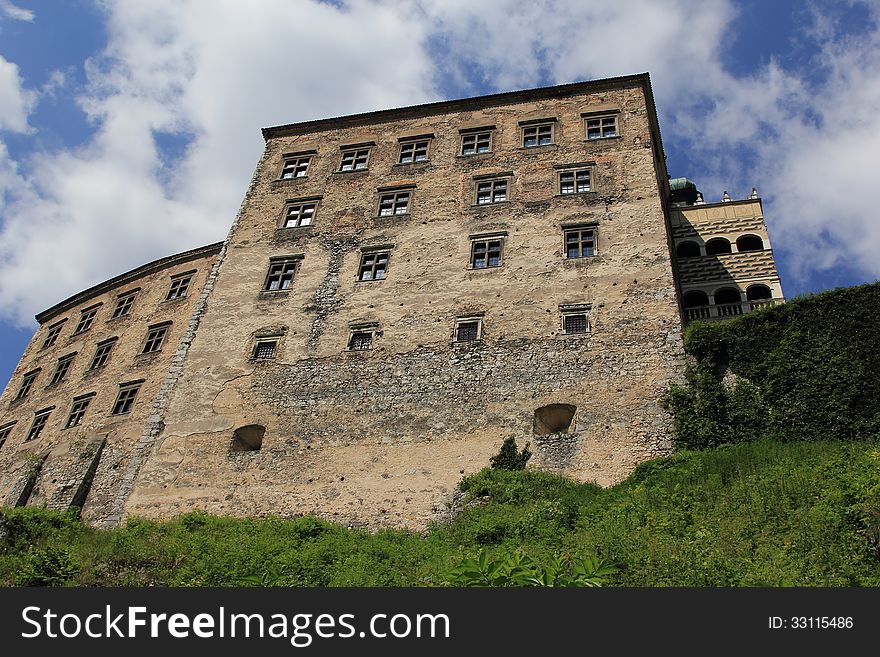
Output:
(35, 242), (224, 324)
(262, 73), (652, 140)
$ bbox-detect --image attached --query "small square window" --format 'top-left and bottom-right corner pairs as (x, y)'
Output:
(475, 179), (507, 205)
(112, 292), (137, 319)
(73, 307), (99, 334)
(470, 238), (503, 269)
(167, 274), (192, 300)
(252, 340), (278, 360)
(563, 313), (589, 334)
(49, 353), (76, 386)
(340, 148), (370, 171)
(283, 201), (316, 228)
(14, 370), (39, 401)
(358, 251), (390, 281)
(399, 139), (430, 164)
(586, 115), (618, 140)
(264, 257), (300, 291)
(112, 383), (141, 415)
(560, 169), (591, 194)
(378, 191), (410, 216)
(523, 123), (553, 147)
(461, 131), (492, 155)
(26, 410), (51, 442)
(142, 324), (169, 354)
(41, 322), (65, 349)
(564, 227), (597, 258)
(0, 423), (15, 449)
(280, 155), (311, 179)
(90, 338), (117, 370)
(348, 329), (375, 351)
(65, 396), (93, 429)
(454, 317), (483, 343)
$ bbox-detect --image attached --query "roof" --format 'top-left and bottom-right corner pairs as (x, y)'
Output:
(35, 242), (224, 324)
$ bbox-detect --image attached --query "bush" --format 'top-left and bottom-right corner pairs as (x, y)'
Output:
(490, 437), (532, 470)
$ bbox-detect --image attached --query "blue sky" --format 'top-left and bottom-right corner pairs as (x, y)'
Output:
(1, 0), (879, 390)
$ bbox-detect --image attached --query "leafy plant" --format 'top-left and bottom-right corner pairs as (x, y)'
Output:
(447, 549), (615, 587)
(15, 546), (80, 586)
(490, 437), (532, 470)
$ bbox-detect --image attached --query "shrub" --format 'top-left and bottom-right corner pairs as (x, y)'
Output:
(490, 437), (532, 470)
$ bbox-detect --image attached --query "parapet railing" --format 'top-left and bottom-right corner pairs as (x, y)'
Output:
(685, 299), (779, 322)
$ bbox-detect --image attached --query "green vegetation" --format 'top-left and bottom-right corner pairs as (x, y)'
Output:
(489, 436), (532, 471)
(2, 439), (878, 586)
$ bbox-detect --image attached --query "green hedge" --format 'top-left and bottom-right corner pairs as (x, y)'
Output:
(667, 283), (880, 448)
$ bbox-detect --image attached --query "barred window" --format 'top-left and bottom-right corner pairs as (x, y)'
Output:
(90, 338), (117, 370)
(167, 274), (192, 300)
(470, 239), (503, 269)
(14, 370), (39, 401)
(358, 251), (389, 281)
(348, 327), (376, 351)
(112, 291), (137, 318)
(280, 155), (311, 179)
(142, 324), (169, 354)
(564, 313), (589, 334)
(49, 353), (76, 386)
(73, 307), (99, 334)
(264, 258), (299, 291)
(560, 169), (591, 194)
(454, 317), (483, 343)
(26, 410), (51, 442)
(564, 227), (596, 258)
(42, 322), (65, 349)
(461, 131), (491, 155)
(398, 140), (429, 163)
(252, 340), (278, 360)
(112, 383), (142, 415)
(283, 202), (316, 228)
(523, 123), (553, 147)
(378, 191), (410, 216)
(340, 148), (370, 171)
(476, 179), (507, 205)
(65, 396), (93, 429)
(586, 115), (617, 140)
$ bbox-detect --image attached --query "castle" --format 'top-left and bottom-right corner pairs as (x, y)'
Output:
(0, 74), (783, 529)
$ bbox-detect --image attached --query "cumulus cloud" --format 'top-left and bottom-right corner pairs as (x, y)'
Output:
(0, 0), (34, 22)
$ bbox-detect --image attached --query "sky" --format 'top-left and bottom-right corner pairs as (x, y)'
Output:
(1, 0), (879, 389)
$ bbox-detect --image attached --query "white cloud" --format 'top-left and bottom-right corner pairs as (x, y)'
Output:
(0, 0), (34, 22)
(0, 56), (35, 133)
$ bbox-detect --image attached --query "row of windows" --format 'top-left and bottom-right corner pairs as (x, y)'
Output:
(278, 167), (593, 230)
(249, 306), (591, 360)
(676, 234), (764, 258)
(12, 324), (171, 403)
(263, 226), (597, 291)
(38, 271), (194, 353)
(0, 381), (143, 449)
(277, 113), (619, 180)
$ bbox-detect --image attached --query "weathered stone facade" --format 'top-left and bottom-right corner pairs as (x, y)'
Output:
(0, 74), (784, 529)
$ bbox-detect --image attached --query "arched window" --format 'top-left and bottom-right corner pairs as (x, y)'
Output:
(682, 291), (709, 308)
(533, 404), (577, 435)
(705, 238), (732, 255)
(713, 288), (743, 317)
(736, 234), (764, 252)
(676, 241), (701, 258)
(231, 424), (265, 452)
(746, 284), (772, 301)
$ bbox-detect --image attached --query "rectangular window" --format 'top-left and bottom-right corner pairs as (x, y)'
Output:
(0, 423), (15, 450)
(142, 324), (170, 354)
(358, 251), (389, 281)
(89, 338), (117, 370)
(112, 383), (142, 415)
(252, 340), (278, 360)
(348, 331), (373, 351)
(476, 179), (508, 205)
(49, 353), (76, 386)
(283, 201), (317, 228)
(73, 306), (99, 334)
(563, 313), (589, 334)
(461, 131), (492, 155)
(398, 139), (430, 164)
(26, 410), (51, 442)
(167, 273), (193, 300)
(378, 191), (410, 216)
(470, 238), (503, 269)
(586, 115), (618, 140)
(339, 148), (370, 171)
(41, 321), (65, 349)
(454, 316), (483, 343)
(564, 227), (597, 258)
(14, 370), (39, 401)
(65, 395), (93, 429)
(112, 291), (137, 319)
(263, 257), (300, 291)
(560, 169), (591, 194)
(522, 123), (553, 147)
(280, 155), (311, 179)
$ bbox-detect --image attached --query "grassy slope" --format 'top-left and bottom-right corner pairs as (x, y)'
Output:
(3, 439), (878, 586)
